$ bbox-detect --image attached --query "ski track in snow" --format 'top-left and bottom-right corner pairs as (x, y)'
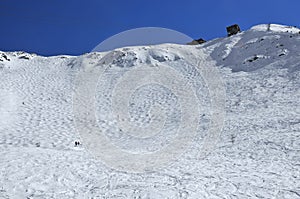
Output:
(0, 24), (300, 198)
(222, 35), (242, 59)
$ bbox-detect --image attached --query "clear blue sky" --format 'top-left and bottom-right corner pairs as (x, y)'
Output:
(0, 0), (299, 56)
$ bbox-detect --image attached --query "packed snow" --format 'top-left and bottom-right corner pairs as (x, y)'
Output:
(0, 24), (299, 198)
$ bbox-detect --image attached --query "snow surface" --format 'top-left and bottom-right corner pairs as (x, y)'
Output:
(251, 24), (300, 34)
(0, 24), (299, 198)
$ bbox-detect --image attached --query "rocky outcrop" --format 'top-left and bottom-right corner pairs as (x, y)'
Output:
(187, 38), (206, 45)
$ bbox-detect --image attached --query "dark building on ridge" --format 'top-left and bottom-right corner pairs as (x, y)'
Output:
(226, 24), (241, 36)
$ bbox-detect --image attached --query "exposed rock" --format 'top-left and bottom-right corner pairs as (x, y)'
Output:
(187, 38), (206, 45)
(0, 53), (10, 61)
(19, 55), (30, 60)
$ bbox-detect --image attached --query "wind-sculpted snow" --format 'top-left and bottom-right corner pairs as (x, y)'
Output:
(0, 24), (299, 198)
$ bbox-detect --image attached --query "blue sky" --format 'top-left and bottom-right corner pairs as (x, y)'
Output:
(0, 0), (299, 56)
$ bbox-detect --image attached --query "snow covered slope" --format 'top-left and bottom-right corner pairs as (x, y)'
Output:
(0, 24), (299, 198)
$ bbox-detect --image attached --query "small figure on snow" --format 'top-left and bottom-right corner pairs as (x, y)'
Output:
(74, 141), (81, 147)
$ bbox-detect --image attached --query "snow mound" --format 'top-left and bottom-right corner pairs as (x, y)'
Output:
(251, 24), (300, 33)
